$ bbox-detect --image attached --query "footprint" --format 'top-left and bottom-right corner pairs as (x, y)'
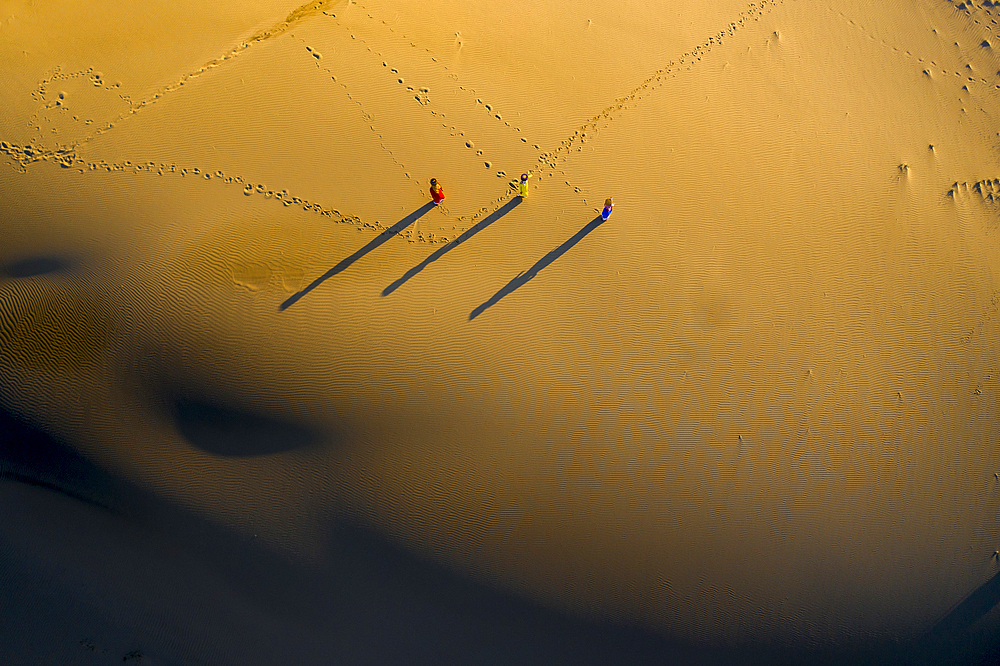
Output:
(230, 262), (272, 291)
(280, 265), (306, 293)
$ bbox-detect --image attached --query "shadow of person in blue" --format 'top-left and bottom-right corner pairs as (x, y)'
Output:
(469, 214), (606, 321)
(382, 197), (521, 297)
(279, 201), (436, 311)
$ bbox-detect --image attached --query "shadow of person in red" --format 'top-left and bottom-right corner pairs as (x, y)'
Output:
(280, 201), (436, 311)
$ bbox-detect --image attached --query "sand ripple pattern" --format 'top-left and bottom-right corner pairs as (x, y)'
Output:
(0, 279), (114, 398)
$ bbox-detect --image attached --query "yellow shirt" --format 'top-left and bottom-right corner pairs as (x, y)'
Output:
(519, 175), (531, 197)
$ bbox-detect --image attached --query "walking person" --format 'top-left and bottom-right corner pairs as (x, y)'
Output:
(518, 173), (532, 198)
(601, 196), (614, 221)
(430, 178), (445, 205)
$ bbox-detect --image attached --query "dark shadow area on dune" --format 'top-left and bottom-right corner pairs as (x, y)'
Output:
(470, 214), (606, 320)
(383, 197), (521, 296)
(171, 398), (322, 457)
(930, 569), (1000, 638)
(903, 568), (1000, 665)
(3, 405), (1000, 664)
(280, 201), (436, 311)
(0, 406), (123, 514)
(0, 404), (699, 665)
(1, 255), (74, 278)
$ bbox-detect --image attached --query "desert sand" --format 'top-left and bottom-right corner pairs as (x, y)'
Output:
(2, 0), (1000, 662)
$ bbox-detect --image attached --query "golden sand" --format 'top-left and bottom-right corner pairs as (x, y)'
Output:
(2, 0), (1000, 656)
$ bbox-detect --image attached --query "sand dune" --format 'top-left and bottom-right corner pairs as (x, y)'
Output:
(2, 0), (1000, 662)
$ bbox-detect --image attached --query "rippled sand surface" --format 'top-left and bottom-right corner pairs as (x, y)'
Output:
(2, 0), (1000, 662)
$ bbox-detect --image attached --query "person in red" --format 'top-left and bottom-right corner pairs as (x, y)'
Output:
(429, 178), (445, 205)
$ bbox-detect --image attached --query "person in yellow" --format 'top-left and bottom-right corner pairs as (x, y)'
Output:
(518, 173), (532, 198)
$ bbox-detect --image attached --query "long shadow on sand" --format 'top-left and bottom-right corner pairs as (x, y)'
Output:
(280, 201), (436, 311)
(469, 214), (606, 321)
(383, 197), (521, 297)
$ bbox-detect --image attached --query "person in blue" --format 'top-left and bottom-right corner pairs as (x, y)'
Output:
(601, 197), (613, 221)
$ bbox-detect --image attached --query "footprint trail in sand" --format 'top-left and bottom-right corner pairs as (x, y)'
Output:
(2, 0), (784, 232)
(0, 0), (990, 241)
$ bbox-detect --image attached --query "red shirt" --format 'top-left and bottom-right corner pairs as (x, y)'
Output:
(431, 184), (445, 203)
